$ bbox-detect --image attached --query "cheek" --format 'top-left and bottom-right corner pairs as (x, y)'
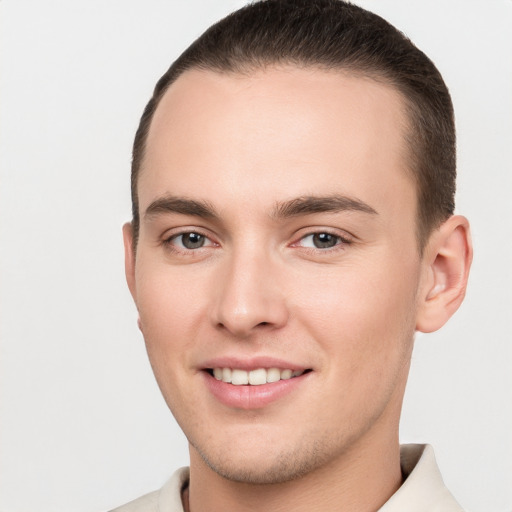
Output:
(136, 259), (206, 336)
(292, 259), (419, 429)
(134, 271), (208, 425)
(134, 263), (208, 389)
(293, 254), (420, 364)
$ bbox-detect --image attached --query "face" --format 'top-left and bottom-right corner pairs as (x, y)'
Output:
(126, 67), (426, 484)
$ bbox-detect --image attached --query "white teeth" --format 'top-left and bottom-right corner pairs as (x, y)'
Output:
(249, 368), (267, 385)
(212, 367), (305, 385)
(231, 369), (249, 385)
(222, 367), (232, 383)
(280, 369), (292, 380)
(267, 367), (281, 383)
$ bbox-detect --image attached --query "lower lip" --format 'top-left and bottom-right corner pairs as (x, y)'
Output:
(203, 371), (310, 409)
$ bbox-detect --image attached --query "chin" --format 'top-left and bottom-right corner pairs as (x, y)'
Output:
(200, 451), (318, 485)
(191, 430), (343, 485)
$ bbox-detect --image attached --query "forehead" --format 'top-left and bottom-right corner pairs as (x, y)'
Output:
(140, 66), (414, 219)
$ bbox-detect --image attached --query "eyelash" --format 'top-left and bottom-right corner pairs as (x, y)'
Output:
(162, 229), (353, 255)
(163, 229), (217, 255)
(291, 230), (353, 252)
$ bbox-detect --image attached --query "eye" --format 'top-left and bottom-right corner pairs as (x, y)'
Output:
(168, 231), (213, 250)
(298, 232), (347, 249)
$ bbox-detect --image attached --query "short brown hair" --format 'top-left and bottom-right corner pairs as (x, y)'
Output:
(131, 0), (456, 249)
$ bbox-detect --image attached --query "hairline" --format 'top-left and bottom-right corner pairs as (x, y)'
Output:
(133, 62), (438, 254)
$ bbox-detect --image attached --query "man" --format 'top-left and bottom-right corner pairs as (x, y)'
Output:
(115, 0), (472, 510)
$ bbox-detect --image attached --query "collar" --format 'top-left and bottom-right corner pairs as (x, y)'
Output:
(378, 444), (463, 511)
(158, 444), (463, 512)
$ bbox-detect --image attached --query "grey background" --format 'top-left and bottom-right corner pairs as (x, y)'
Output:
(1, 1), (511, 511)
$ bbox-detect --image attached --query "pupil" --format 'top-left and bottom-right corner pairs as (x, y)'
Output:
(313, 233), (337, 248)
(183, 233), (204, 249)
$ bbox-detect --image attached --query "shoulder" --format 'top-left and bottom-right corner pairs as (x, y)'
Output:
(109, 467), (190, 512)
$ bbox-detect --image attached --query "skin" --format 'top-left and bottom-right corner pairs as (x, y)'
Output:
(123, 67), (472, 512)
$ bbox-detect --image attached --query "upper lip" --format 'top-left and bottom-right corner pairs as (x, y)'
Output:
(199, 356), (309, 372)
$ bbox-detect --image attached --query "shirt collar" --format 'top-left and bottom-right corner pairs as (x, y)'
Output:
(378, 444), (463, 511)
(158, 444), (463, 512)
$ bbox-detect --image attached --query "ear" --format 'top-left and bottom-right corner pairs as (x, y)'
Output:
(122, 222), (137, 302)
(416, 215), (473, 333)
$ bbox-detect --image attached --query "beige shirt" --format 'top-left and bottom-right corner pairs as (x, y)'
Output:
(110, 444), (464, 512)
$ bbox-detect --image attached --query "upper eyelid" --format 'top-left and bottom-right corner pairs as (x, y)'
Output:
(163, 226), (215, 240)
(292, 227), (355, 242)
(161, 229), (218, 250)
(294, 233), (351, 248)
(170, 232), (212, 242)
(160, 227), (354, 246)
(300, 232), (348, 241)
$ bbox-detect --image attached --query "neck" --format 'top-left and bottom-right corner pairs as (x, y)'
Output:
(186, 430), (403, 512)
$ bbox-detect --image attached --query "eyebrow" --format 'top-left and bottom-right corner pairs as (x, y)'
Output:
(143, 194), (378, 222)
(271, 195), (378, 218)
(144, 196), (219, 220)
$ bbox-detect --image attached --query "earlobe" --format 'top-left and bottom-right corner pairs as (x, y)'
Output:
(122, 222), (137, 302)
(416, 215), (473, 333)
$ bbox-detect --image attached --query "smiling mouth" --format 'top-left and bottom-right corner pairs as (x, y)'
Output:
(206, 367), (312, 386)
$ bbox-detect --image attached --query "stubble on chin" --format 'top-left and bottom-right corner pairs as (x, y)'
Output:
(190, 429), (353, 485)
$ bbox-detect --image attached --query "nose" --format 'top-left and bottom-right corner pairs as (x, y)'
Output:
(210, 248), (289, 338)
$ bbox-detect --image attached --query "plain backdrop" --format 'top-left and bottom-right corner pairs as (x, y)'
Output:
(1, 1), (511, 511)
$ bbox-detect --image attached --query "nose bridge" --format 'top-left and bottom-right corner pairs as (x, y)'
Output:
(211, 239), (288, 337)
